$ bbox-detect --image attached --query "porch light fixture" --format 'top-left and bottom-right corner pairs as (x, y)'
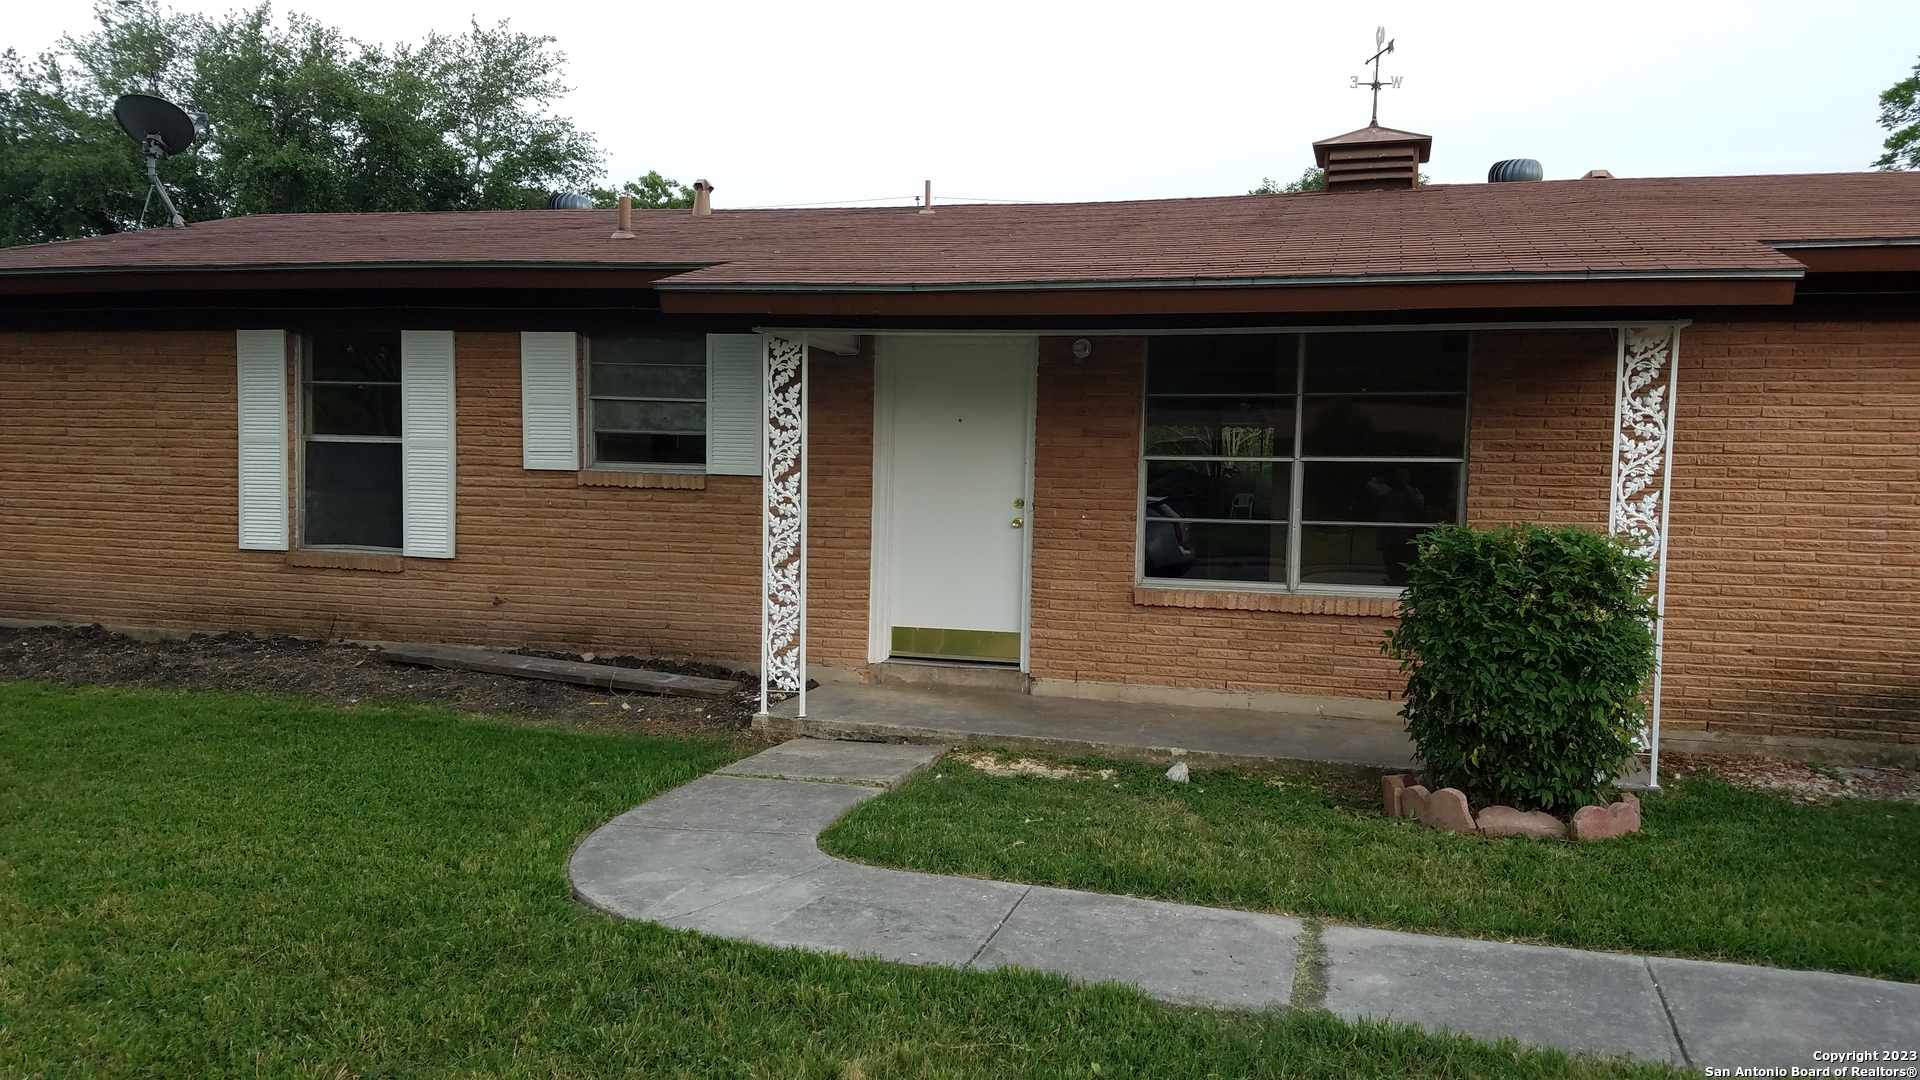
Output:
(1072, 338), (1093, 359)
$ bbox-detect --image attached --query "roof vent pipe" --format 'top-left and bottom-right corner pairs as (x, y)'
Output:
(693, 179), (713, 217)
(919, 179), (933, 215)
(1488, 158), (1544, 183)
(546, 191), (593, 209)
(611, 194), (634, 239)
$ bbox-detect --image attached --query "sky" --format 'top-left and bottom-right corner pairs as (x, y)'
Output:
(9, 0), (1920, 208)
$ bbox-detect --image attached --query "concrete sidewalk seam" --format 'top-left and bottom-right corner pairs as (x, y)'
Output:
(659, 860), (836, 926)
(1644, 957), (1693, 1071)
(964, 885), (1033, 969)
(714, 771), (893, 789)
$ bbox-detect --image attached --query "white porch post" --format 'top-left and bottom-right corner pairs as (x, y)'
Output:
(760, 333), (809, 717)
(1608, 325), (1681, 788)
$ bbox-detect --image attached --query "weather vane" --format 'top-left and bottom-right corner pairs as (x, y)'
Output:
(1350, 26), (1402, 127)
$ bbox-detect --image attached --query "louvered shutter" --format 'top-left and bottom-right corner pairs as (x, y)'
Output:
(235, 330), (289, 550)
(520, 331), (579, 470)
(707, 334), (764, 476)
(401, 330), (457, 559)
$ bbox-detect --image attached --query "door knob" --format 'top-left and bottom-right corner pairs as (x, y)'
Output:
(1012, 517), (1025, 528)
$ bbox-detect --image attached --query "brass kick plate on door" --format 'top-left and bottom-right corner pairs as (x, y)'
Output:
(890, 626), (1022, 663)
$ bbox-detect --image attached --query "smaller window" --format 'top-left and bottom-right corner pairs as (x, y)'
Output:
(302, 332), (403, 550)
(588, 335), (707, 469)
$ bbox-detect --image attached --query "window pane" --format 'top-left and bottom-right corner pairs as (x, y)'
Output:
(1304, 331), (1469, 394)
(595, 432), (705, 465)
(1147, 334), (1297, 395)
(1299, 524), (1431, 587)
(310, 332), (401, 383)
(1300, 462), (1461, 524)
(1301, 395), (1466, 457)
(304, 441), (402, 549)
(1144, 396), (1293, 458)
(590, 335), (705, 367)
(309, 384), (401, 437)
(1143, 519), (1287, 583)
(590, 362), (706, 400)
(1145, 460), (1289, 521)
(593, 399), (707, 435)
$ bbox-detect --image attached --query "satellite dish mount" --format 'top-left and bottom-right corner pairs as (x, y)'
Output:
(113, 93), (204, 229)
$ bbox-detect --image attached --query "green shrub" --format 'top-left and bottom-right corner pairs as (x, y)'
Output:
(1384, 523), (1657, 813)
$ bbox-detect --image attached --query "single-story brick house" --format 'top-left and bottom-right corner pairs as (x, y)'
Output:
(3, 126), (1917, 766)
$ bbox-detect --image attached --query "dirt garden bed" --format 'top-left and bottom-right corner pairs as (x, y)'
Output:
(0, 624), (767, 737)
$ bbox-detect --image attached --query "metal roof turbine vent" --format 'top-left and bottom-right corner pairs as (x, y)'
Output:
(546, 191), (593, 210)
(1488, 158), (1544, 183)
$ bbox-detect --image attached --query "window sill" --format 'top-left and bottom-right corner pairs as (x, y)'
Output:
(287, 550), (405, 573)
(1132, 586), (1401, 618)
(577, 470), (707, 490)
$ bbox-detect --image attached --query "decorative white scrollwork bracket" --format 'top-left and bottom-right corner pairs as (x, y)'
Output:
(1609, 325), (1680, 784)
(761, 333), (808, 715)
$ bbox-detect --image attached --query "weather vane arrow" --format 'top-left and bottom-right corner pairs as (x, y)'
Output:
(1350, 26), (1403, 126)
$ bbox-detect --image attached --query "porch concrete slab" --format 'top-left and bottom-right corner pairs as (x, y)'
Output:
(569, 824), (836, 922)
(763, 683), (1415, 772)
(1320, 926), (1682, 1063)
(664, 860), (1030, 968)
(1647, 955), (1920, 1071)
(971, 885), (1301, 1008)
(601, 774), (876, 835)
(717, 738), (946, 789)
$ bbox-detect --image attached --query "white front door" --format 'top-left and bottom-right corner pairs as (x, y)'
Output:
(873, 336), (1036, 666)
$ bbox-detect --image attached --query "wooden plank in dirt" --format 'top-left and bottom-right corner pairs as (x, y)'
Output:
(378, 642), (739, 699)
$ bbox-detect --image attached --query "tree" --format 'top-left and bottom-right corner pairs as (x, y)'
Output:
(592, 171), (694, 210)
(1250, 167), (1324, 195)
(0, 1), (625, 246)
(1876, 57), (1920, 170)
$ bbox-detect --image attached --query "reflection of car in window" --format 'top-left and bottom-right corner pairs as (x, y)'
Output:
(1144, 496), (1197, 576)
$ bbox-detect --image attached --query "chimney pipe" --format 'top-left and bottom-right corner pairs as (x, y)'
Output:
(919, 179), (934, 215)
(693, 179), (714, 216)
(611, 194), (633, 239)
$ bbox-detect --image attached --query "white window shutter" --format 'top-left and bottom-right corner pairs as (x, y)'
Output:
(401, 330), (457, 559)
(235, 330), (289, 550)
(707, 334), (764, 476)
(520, 331), (579, 470)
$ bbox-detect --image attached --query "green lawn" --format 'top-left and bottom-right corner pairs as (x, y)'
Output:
(820, 753), (1920, 983)
(0, 682), (1679, 1078)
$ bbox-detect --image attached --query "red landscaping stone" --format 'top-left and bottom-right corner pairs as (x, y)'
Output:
(1420, 787), (1479, 834)
(1382, 773), (1415, 816)
(1572, 798), (1643, 840)
(1398, 784), (1432, 822)
(1476, 805), (1568, 839)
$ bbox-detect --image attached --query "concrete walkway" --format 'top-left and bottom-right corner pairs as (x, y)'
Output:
(757, 682), (1418, 772)
(569, 739), (1920, 1071)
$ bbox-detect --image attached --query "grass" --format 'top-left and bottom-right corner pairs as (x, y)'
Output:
(0, 682), (1681, 1078)
(820, 753), (1920, 983)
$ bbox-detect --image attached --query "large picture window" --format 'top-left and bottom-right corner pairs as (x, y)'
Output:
(301, 331), (403, 550)
(588, 335), (707, 468)
(1142, 331), (1468, 590)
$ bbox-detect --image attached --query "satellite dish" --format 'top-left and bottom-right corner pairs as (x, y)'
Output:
(114, 94), (199, 157)
(112, 93), (201, 229)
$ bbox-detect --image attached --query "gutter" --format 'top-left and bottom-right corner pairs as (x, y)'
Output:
(651, 267), (1807, 294)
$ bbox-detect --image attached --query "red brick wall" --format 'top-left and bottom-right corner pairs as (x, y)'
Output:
(5, 323), (1917, 747)
(1660, 322), (1920, 745)
(0, 330), (869, 670)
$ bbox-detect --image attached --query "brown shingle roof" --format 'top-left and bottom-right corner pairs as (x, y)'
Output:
(1, 172), (1916, 291)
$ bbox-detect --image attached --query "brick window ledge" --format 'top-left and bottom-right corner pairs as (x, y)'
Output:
(577, 470), (707, 490)
(1133, 586), (1401, 618)
(286, 550), (405, 573)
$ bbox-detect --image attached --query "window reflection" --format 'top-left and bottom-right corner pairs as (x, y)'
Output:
(1143, 330), (1468, 590)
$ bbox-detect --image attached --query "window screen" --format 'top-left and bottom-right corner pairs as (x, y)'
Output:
(1143, 331), (1468, 590)
(588, 335), (707, 468)
(302, 331), (403, 550)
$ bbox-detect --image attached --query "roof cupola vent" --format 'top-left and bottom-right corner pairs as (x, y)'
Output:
(1312, 124), (1432, 192)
